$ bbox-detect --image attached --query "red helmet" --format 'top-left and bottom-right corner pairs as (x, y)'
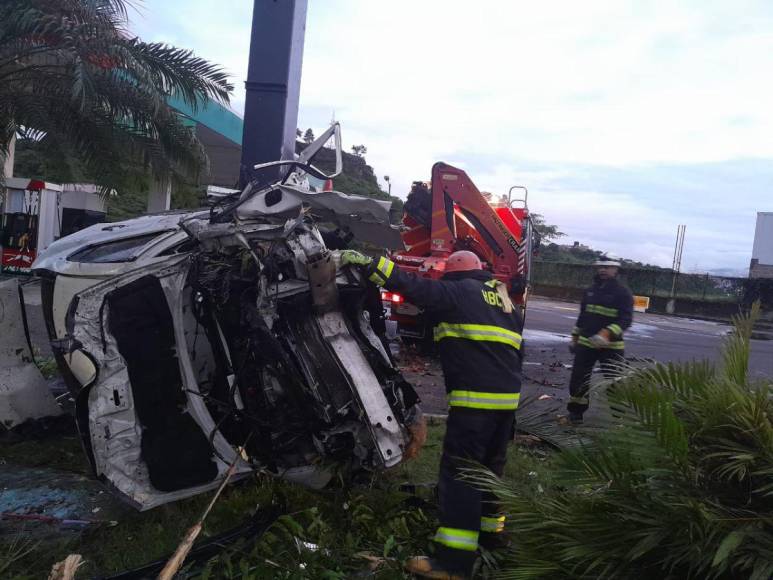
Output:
(445, 250), (482, 274)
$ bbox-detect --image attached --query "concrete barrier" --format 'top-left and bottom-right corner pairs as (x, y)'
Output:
(0, 278), (62, 428)
(531, 284), (748, 323)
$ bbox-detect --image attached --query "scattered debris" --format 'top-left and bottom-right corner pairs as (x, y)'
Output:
(0, 279), (62, 429)
(515, 434), (543, 447)
(100, 505), (281, 580)
(158, 441), (249, 580)
(1, 512), (116, 529)
(47, 554), (84, 580)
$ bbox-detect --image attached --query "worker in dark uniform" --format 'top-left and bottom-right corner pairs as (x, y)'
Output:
(342, 249), (524, 579)
(566, 259), (634, 425)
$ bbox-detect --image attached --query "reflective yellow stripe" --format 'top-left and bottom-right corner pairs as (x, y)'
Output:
(571, 326), (580, 336)
(607, 323), (622, 336)
(577, 336), (624, 350)
(577, 336), (593, 348)
(448, 390), (520, 410)
(569, 395), (589, 405)
(586, 304), (618, 317)
(434, 527), (479, 551)
(434, 322), (522, 350)
(376, 256), (394, 280)
(480, 516), (506, 533)
(368, 271), (386, 285)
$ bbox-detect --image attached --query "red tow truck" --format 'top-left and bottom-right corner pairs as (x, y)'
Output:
(384, 162), (536, 343)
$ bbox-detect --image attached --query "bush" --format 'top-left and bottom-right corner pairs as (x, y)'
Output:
(471, 303), (773, 579)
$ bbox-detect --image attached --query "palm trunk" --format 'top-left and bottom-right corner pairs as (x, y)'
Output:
(3, 133), (15, 178)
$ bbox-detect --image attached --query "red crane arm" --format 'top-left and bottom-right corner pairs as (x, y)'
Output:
(429, 162), (526, 279)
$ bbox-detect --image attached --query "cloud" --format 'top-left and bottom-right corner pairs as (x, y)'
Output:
(129, 0), (772, 272)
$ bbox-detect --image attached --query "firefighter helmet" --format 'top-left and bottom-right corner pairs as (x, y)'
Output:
(593, 258), (621, 267)
(446, 250), (483, 273)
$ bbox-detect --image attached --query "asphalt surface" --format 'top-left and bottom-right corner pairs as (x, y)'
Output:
(524, 297), (773, 378)
(16, 282), (773, 417)
(398, 296), (773, 417)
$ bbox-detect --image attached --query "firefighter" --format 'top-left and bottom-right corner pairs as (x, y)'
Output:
(341, 249), (523, 579)
(566, 258), (634, 425)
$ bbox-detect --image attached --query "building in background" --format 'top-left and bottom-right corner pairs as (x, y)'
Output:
(750, 212), (773, 278)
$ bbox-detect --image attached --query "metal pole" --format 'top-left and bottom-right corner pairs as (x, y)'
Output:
(670, 224), (686, 298)
(239, 0), (308, 187)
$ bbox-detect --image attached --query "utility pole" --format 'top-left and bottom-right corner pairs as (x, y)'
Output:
(670, 224), (686, 298)
(239, 0), (309, 187)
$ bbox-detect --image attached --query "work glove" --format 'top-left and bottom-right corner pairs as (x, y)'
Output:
(403, 418), (428, 461)
(588, 328), (611, 348)
(402, 407), (427, 461)
(340, 249), (373, 268)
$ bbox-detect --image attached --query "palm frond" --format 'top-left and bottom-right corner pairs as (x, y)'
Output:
(467, 303), (773, 579)
(0, 0), (232, 191)
(721, 301), (759, 385)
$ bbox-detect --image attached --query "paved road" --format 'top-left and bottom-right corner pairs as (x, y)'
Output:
(17, 281), (772, 419)
(524, 297), (773, 379)
(401, 296), (773, 416)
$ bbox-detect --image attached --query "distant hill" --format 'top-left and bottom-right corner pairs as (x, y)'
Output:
(296, 140), (403, 223)
(537, 241), (662, 269)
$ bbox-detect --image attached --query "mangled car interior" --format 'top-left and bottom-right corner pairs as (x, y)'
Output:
(34, 124), (422, 510)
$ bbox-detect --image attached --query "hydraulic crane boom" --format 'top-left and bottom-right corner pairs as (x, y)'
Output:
(386, 162), (534, 344)
(429, 162), (528, 287)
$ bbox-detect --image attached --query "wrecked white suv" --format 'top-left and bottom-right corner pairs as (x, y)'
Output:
(32, 125), (422, 510)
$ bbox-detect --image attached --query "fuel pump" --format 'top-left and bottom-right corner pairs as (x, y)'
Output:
(0, 179), (45, 274)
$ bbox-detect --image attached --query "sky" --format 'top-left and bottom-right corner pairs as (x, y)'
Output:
(130, 0), (773, 274)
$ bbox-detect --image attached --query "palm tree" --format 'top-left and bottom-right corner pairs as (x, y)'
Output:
(0, 0), (233, 191)
(469, 303), (773, 580)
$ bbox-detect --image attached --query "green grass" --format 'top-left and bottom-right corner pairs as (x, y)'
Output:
(34, 356), (61, 381)
(0, 435), (87, 475)
(0, 420), (552, 578)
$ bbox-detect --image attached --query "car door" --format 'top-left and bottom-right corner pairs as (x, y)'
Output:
(64, 254), (251, 510)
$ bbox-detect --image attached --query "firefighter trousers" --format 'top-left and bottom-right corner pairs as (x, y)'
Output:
(567, 345), (624, 416)
(435, 407), (515, 574)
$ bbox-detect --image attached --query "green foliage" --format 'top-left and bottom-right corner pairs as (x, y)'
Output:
(1, 417), (549, 578)
(0, 0), (232, 192)
(530, 213), (564, 243)
(34, 355), (60, 380)
(0, 425), (445, 578)
(721, 302), (758, 385)
(532, 259), (745, 303)
(326, 155), (404, 225)
(471, 304), (773, 580)
(536, 243), (604, 265)
(0, 535), (37, 578)
(198, 486), (437, 579)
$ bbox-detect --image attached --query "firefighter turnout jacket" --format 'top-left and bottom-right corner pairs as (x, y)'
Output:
(367, 257), (523, 411)
(572, 276), (634, 349)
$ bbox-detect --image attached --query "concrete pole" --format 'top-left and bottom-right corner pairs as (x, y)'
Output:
(147, 177), (171, 213)
(239, 0), (308, 187)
